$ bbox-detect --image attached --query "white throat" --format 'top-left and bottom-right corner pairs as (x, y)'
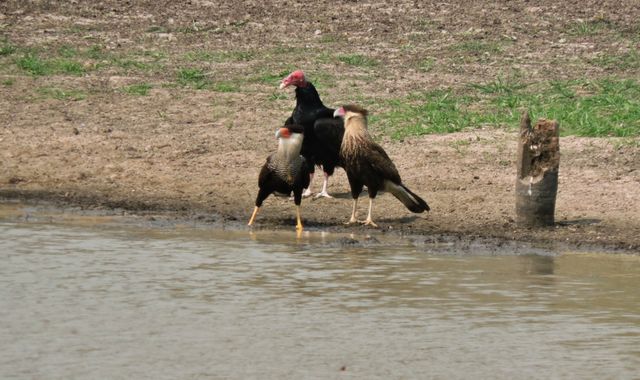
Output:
(277, 133), (303, 161)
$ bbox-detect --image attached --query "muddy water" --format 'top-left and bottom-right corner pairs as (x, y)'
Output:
(1, 204), (639, 379)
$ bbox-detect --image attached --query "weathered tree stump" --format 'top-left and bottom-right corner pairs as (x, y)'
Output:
(516, 111), (560, 227)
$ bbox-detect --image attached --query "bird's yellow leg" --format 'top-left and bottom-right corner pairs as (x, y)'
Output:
(361, 198), (378, 228)
(248, 206), (260, 226)
(344, 198), (358, 225)
(295, 205), (303, 231)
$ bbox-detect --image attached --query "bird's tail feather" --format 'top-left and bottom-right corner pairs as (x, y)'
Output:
(384, 181), (430, 213)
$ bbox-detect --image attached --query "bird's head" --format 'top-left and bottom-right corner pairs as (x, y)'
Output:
(333, 104), (369, 123)
(275, 124), (304, 139)
(279, 70), (307, 89)
(276, 124), (305, 156)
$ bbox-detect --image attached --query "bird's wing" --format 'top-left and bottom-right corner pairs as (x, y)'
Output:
(313, 117), (344, 154)
(368, 142), (402, 183)
(258, 155), (275, 187)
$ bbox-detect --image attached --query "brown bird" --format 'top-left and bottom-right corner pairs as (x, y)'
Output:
(248, 124), (311, 231)
(333, 105), (430, 227)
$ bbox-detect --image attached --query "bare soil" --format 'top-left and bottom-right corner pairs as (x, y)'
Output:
(1, 1), (639, 251)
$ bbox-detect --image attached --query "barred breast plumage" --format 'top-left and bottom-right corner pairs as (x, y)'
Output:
(267, 154), (306, 186)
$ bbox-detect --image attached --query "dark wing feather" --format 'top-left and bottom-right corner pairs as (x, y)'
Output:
(313, 117), (344, 156)
(258, 155), (274, 188)
(312, 116), (344, 175)
(287, 82), (340, 175)
(367, 142), (402, 184)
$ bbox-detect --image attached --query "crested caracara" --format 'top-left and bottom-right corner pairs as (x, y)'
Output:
(248, 124), (311, 231)
(333, 105), (430, 227)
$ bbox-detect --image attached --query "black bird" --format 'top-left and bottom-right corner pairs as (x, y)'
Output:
(248, 124), (311, 231)
(279, 70), (344, 198)
(334, 105), (430, 227)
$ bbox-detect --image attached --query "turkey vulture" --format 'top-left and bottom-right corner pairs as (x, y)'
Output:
(280, 70), (344, 198)
(248, 124), (311, 231)
(333, 105), (430, 227)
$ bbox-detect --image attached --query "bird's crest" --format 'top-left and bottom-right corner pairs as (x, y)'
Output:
(342, 104), (369, 117)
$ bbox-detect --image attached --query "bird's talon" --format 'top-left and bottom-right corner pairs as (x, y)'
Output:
(344, 216), (360, 225)
(313, 191), (334, 199)
(361, 220), (379, 228)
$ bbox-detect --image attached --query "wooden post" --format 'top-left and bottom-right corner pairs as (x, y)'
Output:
(516, 111), (560, 227)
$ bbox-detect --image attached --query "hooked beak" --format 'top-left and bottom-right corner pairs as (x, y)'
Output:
(279, 70), (305, 90)
(276, 127), (291, 139)
(333, 107), (345, 118)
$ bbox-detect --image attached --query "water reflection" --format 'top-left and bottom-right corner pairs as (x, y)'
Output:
(526, 255), (555, 275)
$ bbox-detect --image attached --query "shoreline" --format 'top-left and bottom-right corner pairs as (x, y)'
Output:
(2, 189), (638, 254)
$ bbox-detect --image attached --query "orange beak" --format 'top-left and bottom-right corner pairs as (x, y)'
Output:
(276, 127), (291, 139)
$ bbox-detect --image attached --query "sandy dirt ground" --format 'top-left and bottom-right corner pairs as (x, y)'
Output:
(0, 1), (638, 251)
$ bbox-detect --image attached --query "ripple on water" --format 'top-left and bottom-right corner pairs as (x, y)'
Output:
(1, 209), (640, 379)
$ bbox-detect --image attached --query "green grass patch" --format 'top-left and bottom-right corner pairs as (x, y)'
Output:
(176, 68), (210, 89)
(110, 57), (153, 71)
(373, 77), (640, 139)
(250, 67), (296, 84)
(37, 86), (86, 101)
(267, 92), (288, 101)
(85, 46), (166, 73)
(54, 59), (85, 75)
(2, 78), (15, 86)
(372, 90), (479, 138)
(470, 75), (527, 95)
(183, 49), (254, 62)
(211, 82), (238, 92)
(568, 19), (611, 36)
(7, 45), (165, 76)
(0, 40), (16, 56)
(417, 58), (435, 72)
(140, 50), (166, 60)
(225, 50), (254, 61)
(16, 53), (85, 76)
(121, 83), (152, 96)
(16, 53), (49, 75)
(337, 54), (379, 67)
(590, 49), (640, 70)
(58, 45), (78, 58)
(85, 45), (106, 60)
(308, 71), (336, 89)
